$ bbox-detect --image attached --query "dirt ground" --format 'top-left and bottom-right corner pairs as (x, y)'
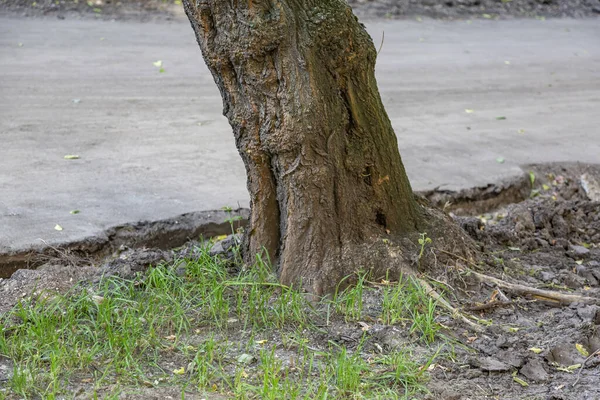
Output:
(0, 0), (598, 397)
(347, 0), (600, 20)
(1, 162), (599, 399)
(2, 0), (599, 20)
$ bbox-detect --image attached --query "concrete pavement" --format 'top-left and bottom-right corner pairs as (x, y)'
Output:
(0, 16), (599, 268)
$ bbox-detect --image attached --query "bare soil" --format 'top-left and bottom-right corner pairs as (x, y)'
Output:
(348, 0), (600, 20)
(1, 162), (599, 399)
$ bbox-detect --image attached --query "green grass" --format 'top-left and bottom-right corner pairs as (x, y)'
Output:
(381, 277), (442, 344)
(0, 243), (444, 399)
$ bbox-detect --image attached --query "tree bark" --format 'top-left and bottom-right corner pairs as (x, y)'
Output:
(183, 0), (459, 294)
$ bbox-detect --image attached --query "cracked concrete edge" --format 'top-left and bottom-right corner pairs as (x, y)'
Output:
(0, 208), (249, 278)
(0, 172), (532, 279)
(0, 172), (529, 279)
(422, 162), (600, 215)
(422, 169), (532, 215)
(4, 162), (596, 279)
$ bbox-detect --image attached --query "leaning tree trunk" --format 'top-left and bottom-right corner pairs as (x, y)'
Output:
(183, 0), (472, 294)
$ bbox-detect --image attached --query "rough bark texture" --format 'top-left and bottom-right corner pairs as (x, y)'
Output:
(183, 0), (465, 293)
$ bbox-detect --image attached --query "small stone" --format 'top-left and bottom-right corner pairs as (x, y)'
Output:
(575, 265), (598, 285)
(496, 335), (509, 349)
(569, 245), (590, 258)
(563, 272), (586, 289)
(209, 241), (225, 256)
(496, 350), (524, 368)
(577, 305), (600, 324)
(540, 271), (556, 282)
(237, 353), (255, 364)
(520, 359), (549, 382)
(547, 343), (585, 366)
(469, 356), (511, 372)
(580, 173), (600, 201)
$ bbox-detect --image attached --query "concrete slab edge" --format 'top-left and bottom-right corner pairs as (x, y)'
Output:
(0, 208), (249, 278)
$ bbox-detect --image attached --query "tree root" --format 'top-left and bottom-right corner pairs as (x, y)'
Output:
(466, 270), (600, 306)
(573, 348), (600, 387)
(440, 250), (599, 305)
(415, 278), (485, 332)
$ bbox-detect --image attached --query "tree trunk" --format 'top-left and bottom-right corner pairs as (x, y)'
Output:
(183, 0), (467, 294)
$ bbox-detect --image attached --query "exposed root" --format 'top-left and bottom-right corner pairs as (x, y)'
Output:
(466, 270), (600, 306)
(415, 278), (484, 332)
(573, 349), (600, 387)
(464, 300), (513, 312)
(440, 249), (599, 305)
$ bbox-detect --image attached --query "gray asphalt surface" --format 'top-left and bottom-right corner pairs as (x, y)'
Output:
(0, 16), (599, 256)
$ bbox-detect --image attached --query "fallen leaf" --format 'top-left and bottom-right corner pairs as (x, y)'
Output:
(575, 260), (583, 265)
(173, 367), (185, 375)
(70, 210), (80, 215)
(255, 339), (268, 345)
(513, 376), (529, 387)
(576, 343), (589, 357)
(54, 224), (63, 231)
(508, 327), (519, 333)
(153, 60), (163, 68)
(64, 155), (80, 160)
(165, 335), (177, 341)
(529, 347), (543, 354)
(555, 364), (580, 373)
